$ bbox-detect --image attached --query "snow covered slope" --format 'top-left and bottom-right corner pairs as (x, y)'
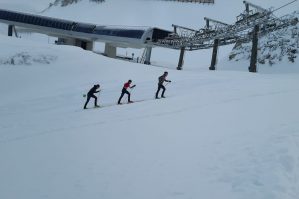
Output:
(1, 1), (299, 199)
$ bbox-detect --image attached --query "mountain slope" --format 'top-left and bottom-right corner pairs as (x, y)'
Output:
(0, 1), (299, 199)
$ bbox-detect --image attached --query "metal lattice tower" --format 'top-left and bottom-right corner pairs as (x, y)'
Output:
(154, 1), (298, 51)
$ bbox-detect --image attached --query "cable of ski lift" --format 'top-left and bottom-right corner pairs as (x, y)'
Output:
(271, 0), (298, 13)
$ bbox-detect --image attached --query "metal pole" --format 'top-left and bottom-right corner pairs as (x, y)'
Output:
(12, 26), (19, 37)
(245, 3), (250, 14)
(144, 47), (152, 65)
(8, 25), (13, 36)
(209, 39), (219, 70)
(206, 19), (210, 28)
(249, 25), (259, 73)
(177, 47), (185, 70)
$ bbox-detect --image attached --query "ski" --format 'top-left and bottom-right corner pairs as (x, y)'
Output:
(81, 96), (171, 111)
(119, 99), (150, 105)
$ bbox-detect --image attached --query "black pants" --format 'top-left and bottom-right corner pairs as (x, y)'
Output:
(118, 88), (130, 104)
(84, 94), (97, 108)
(156, 84), (166, 98)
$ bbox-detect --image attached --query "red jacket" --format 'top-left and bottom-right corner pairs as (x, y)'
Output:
(123, 82), (131, 89)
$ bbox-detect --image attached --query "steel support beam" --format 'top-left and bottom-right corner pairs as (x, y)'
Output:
(144, 47), (152, 65)
(245, 3), (250, 14)
(209, 39), (219, 70)
(243, 1), (267, 12)
(204, 17), (229, 26)
(8, 25), (13, 36)
(249, 25), (259, 73)
(177, 47), (185, 70)
(12, 26), (19, 37)
(172, 24), (197, 32)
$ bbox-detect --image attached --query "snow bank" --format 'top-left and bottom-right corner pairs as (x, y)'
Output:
(1, 28), (299, 199)
(0, 35), (58, 66)
(0, 52), (57, 65)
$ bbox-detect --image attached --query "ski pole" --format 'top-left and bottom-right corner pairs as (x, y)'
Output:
(97, 89), (101, 106)
(165, 80), (172, 86)
(127, 86), (135, 102)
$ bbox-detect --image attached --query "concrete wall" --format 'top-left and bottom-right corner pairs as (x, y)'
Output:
(104, 43), (117, 58)
(57, 37), (94, 51)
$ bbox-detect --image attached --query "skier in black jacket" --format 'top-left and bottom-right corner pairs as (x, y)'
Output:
(155, 71), (171, 99)
(84, 84), (100, 109)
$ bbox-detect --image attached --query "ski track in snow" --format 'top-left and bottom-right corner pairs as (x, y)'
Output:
(1, 85), (299, 144)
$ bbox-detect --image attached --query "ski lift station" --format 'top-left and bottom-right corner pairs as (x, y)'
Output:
(0, 8), (173, 65)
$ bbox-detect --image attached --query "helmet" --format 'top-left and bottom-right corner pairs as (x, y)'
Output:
(128, 79), (132, 83)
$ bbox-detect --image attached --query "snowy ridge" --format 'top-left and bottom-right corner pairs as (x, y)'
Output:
(0, 52), (57, 65)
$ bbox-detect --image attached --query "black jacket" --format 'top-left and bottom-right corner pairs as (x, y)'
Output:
(88, 85), (99, 95)
(158, 75), (170, 85)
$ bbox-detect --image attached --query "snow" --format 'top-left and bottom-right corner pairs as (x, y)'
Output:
(1, 1), (299, 199)
(0, 0), (49, 13)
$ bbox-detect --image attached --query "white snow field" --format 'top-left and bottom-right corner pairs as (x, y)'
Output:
(0, 0), (299, 199)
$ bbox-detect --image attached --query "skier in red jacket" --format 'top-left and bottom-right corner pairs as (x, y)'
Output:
(118, 80), (136, 104)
